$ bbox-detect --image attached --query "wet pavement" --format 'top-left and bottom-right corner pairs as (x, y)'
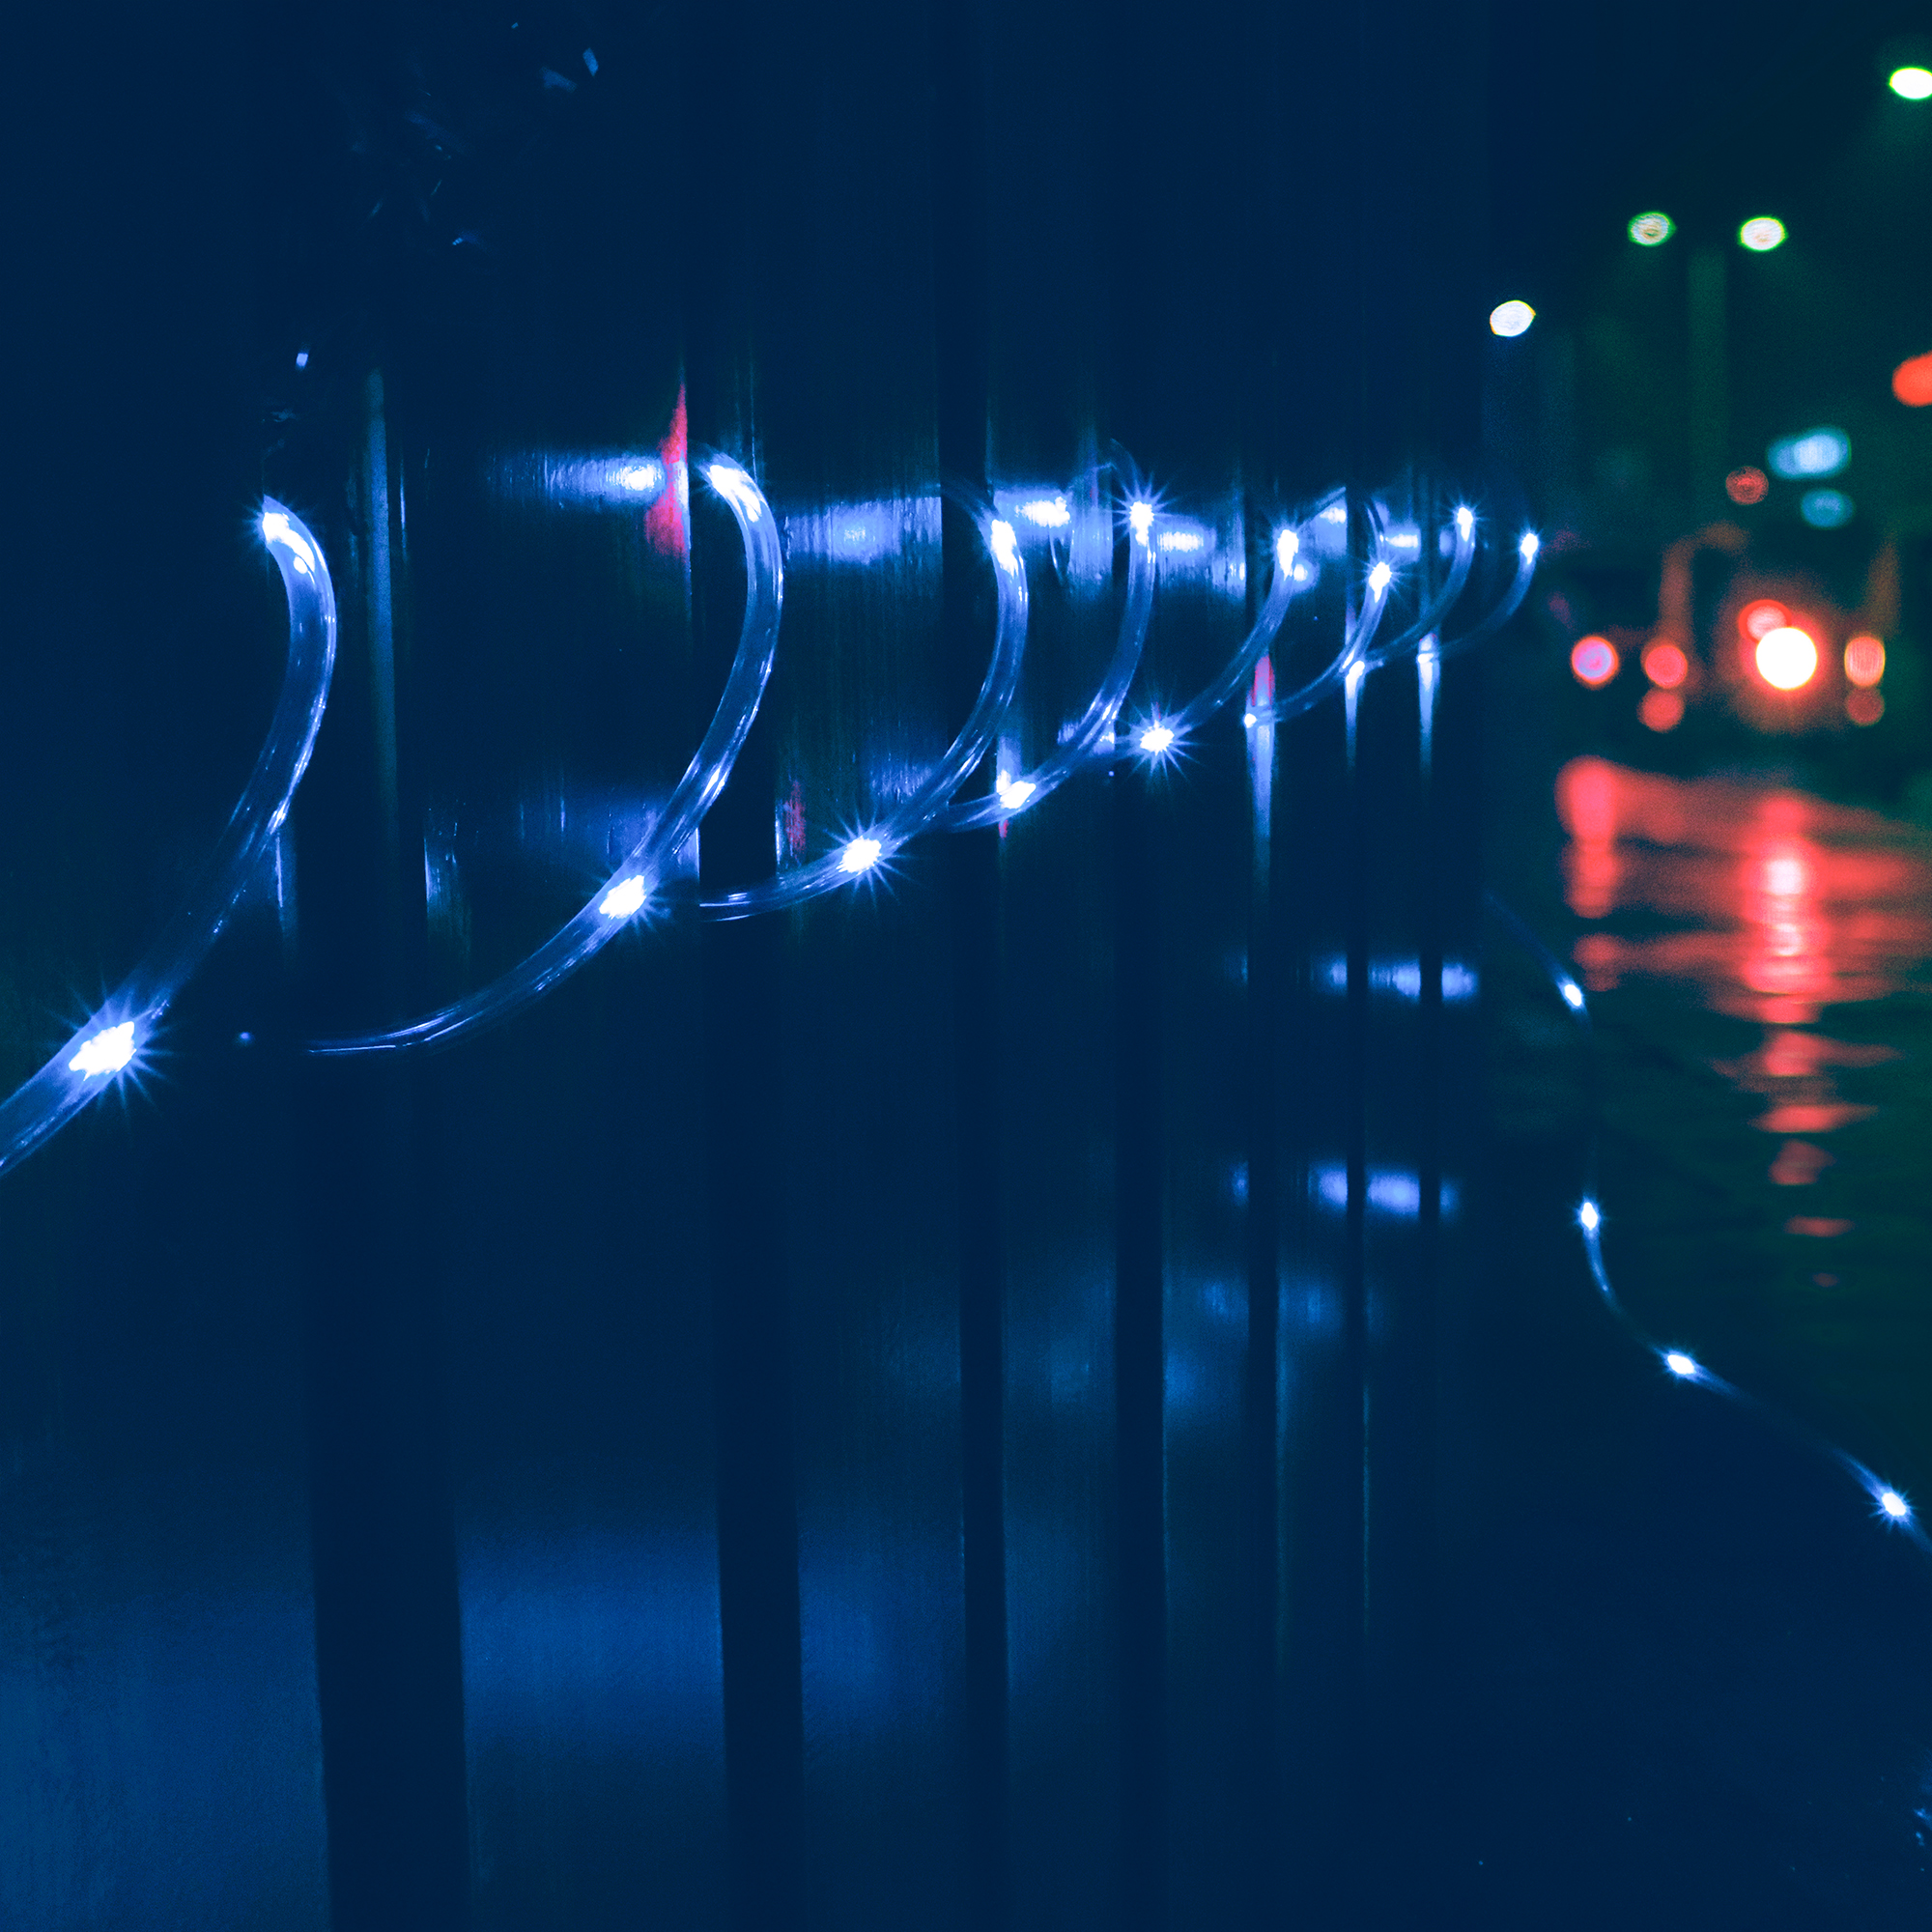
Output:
(1444, 756), (1932, 1923)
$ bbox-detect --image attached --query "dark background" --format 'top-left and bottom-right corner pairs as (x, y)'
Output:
(1, 1), (1926, 1927)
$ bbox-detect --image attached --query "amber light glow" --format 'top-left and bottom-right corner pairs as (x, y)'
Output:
(1641, 639), (1689, 689)
(1848, 690), (1886, 726)
(1739, 599), (1789, 641)
(1571, 636), (1619, 686)
(1844, 635), (1886, 687)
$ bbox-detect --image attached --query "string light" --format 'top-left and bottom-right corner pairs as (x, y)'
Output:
(1486, 886), (1929, 1555)
(935, 464), (1149, 834)
(304, 459), (1533, 1056)
(1, 500), (338, 1178)
(314, 452), (784, 1045)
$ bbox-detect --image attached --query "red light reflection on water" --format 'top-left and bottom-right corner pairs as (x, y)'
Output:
(1556, 757), (1931, 1211)
(1557, 759), (1932, 1024)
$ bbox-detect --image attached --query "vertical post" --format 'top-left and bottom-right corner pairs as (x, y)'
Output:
(1689, 243), (1729, 518)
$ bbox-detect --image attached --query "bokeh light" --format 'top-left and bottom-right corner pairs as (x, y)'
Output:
(1889, 66), (1932, 99)
(1739, 599), (1789, 641)
(1725, 466), (1769, 505)
(1801, 489), (1854, 528)
(1756, 626), (1818, 691)
(1571, 636), (1619, 686)
(1739, 216), (1787, 252)
(1768, 427), (1850, 478)
(1892, 353), (1932, 406)
(1848, 689), (1886, 725)
(1490, 299), (1536, 337)
(1639, 689), (1685, 732)
(1844, 636), (1886, 687)
(1641, 639), (1689, 689)
(1629, 212), (1674, 246)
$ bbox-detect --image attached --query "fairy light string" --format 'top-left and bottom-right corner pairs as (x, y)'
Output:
(1484, 888), (1927, 1551)
(0, 500), (339, 1178)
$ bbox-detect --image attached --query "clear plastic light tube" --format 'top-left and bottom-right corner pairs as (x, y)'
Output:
(705, 483), (1030, 913)
(313, 453), (782, 1053)
(935, 467), (1152, 832)
(1438, 527), (1540, 660)
(1240, 501), (1532, 731)
(0, 500), (338, 1178)
(1485, 887), (1930, 1554)
(1246, 505), (1402, 728)
(1159, 505), (1324, 743)
(1359, 501), (1478, 671)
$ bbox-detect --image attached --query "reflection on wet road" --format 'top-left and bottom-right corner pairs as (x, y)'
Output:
(1558, 758), (1932, 1244)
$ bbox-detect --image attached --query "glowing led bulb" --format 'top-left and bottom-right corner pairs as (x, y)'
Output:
(1243, 711), (1258, 727)
(838, 837), (884, 874)
(1577, 1199), (1601, 1233)
(1889, 66), (1932, 99)
(1454, 506), (1474, 539)
(599, 876), (646, 919)
(1663, 1350), (1699, 1379)
(1739, 216), (1786, 252)
(989, 519), (1018, 574)
(1275, 529), (1298, 571)
(1020, 496), (1070, 527)
(1490, 299), (1535, 337)
(1880, 1488), (1912, 1520)
(706, 461), (763, 522)
(69, 1022), (136, 1078)
(995, 771), (1036, 811)
(1368, 561), (1392, 592)
(1520, 531), (1540, 560)
(1559, 979), (1585, 1010)
(1755, 626), (1818, 691)
(1139, 723), (1176, 755)
(1128, 501), (1154, 541)
(1629, 212), (1674, 246)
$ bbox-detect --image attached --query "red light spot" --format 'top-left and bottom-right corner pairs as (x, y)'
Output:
(1753, 1101), (1878, 1134)
(1847, 688), (1886, 725)
(1892, 352), (1932, 407)
(1770, 1140), (1833, 1186)
(1785, 1216), (1854, 1237)
(1739, 599), (1787, 641)
(645, 386), (689, 556)
(1639, 689), (1684, 732)
(1725, 466), (1769, 504)
(1571, 636), (1619, 686)
(1844, 635), (1886, 687)
(1641, 639), (1688, 689)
